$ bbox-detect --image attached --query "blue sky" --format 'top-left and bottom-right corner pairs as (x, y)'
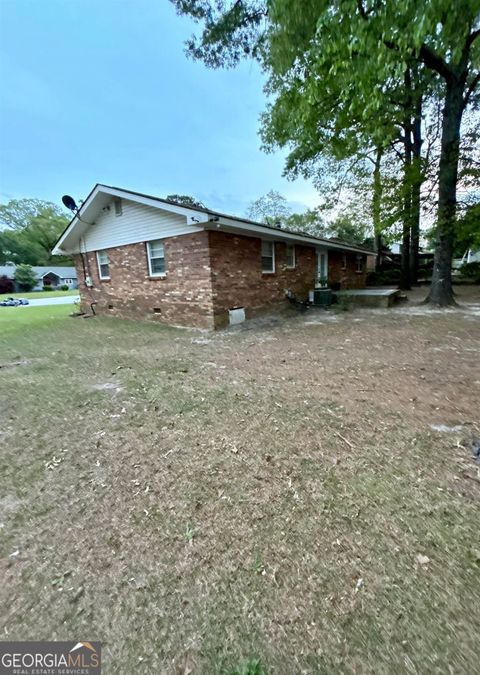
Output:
(0, 0), (318, 217)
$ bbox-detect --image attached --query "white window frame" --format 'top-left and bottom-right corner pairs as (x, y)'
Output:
(146, 240), (166, 277)
(285, 243), (296, 269)
(316, 248), (328, 285)
(356, 255), (364, 273)
(96, 250), (110, 280)
(261, 240), (275, 274)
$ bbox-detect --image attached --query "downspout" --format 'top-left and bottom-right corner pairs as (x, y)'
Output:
(78, 237), (96, 316)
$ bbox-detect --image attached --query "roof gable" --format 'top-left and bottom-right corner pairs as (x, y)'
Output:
(53, 185), (206, 254)
(53, 184), (375, 256)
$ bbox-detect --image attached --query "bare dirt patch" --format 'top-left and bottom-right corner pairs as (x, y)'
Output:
(0, 287), (479, 674)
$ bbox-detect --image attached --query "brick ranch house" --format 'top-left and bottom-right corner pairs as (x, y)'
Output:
(53, 184), (374, 329)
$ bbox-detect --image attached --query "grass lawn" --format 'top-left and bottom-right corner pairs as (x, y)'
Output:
(0, 290), (479, 674)
(0, 304), (74, 338)
(0, 289), (78, 300)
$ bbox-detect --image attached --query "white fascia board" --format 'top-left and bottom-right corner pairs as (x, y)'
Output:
(211, 217), (373, 255)
(40, 270), (62, 278)
(52, 184), (209, 255)
(53, 185), (108, 254)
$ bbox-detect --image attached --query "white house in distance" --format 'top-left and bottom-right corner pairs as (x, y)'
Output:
(0, 264), (78, 291)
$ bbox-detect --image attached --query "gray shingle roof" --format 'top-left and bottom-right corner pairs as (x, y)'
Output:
(0, 265), (77, 279)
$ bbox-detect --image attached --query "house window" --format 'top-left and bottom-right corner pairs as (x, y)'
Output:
(97, 250), (110, 279)
(286, 243), (295, 268)
(341, 254), (347, 271)
(356, 255), (364, 273)
(64, 278), (73, 284)
(147, 240), (166, 276)
(261, 240), (275, 273)
(114, 198), (122, 216)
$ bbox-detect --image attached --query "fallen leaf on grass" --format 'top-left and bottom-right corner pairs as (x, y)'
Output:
(45, 456), (62, 470)
(416, 554), (430, 565)
(355, 577), (364, 593)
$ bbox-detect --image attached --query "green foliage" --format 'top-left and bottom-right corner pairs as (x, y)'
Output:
(459, 261), (480, 282)
(287, 209), (369, 245)
(249, 551), (265, 574)
(59, 284), (69, 291)
(42, 285), (54, 291)
(426, 201), (480, 257)
(172, 1), (267, 67)
(245, 192), (369, 245)
(184, 522), (194, 541)
(0, 199), (70, 265)
(165, 194), (206, 208)
(174, 0), (480, 303)
(285, 208), (326, 236)
(0, 198), (54, 230)
(246, 190), (291, 224)
(367, 269), (402, 286)
(14, 264), (38, 292)
(454, 203), (480, 256)
(336, 295), (352, 311)
(226, 657), (267, 675)
(0, 228), (41, 265)
(329, 215), (368, 246)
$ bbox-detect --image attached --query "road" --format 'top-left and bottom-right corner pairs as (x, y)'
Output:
(23, 295), (80, 307)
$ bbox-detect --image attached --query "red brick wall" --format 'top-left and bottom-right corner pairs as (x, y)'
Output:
(72, 229), (368, 329)
(328, 250), (368, 289)
(208, 231), (316, 328)
(73, 231), (215, 329)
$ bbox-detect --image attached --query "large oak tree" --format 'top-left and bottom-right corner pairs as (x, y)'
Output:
(173, 0), (480, 305)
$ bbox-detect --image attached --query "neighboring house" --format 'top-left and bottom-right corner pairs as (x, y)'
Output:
(53, 184), (374, 329)
(0, 264), (78, 291)
(452, 248), (480, 274)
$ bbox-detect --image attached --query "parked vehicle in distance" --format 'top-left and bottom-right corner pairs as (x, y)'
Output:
(0, 297), (30, 307)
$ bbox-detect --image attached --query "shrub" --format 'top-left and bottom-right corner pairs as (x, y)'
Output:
(368, 269), (401, 286)
(0, 274), (14, 294)
(337, 295), (352, 311)
(14, 264), (38, 292)
(459, 261), (480, 283)
(59, 284), (69, 291)
(42, 285), (54, 291)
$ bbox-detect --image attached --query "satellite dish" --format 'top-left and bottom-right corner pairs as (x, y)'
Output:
(62, 195), (78, 212)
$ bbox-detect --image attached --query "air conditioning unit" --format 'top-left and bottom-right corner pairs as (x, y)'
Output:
(312, 288), (332, 307)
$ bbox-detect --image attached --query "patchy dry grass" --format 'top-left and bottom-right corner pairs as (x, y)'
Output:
(0, 286), (479, 674)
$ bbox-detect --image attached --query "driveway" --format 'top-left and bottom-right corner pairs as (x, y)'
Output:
(25, 295), (80, 307)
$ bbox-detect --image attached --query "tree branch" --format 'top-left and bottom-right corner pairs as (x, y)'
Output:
(464, 71), (480, 106)
(466, 28), (480, 47)
(418, 44), (453, 81)
(356, 0), (368, 19)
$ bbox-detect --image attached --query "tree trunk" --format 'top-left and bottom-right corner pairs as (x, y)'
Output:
(372, 147), (383, 272)
(410, 95), (422, 285)
(424, 77), (465, 305)
(400, 123), (412, 291)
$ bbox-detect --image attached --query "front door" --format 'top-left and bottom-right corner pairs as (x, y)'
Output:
(316, 249), (328, 286)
